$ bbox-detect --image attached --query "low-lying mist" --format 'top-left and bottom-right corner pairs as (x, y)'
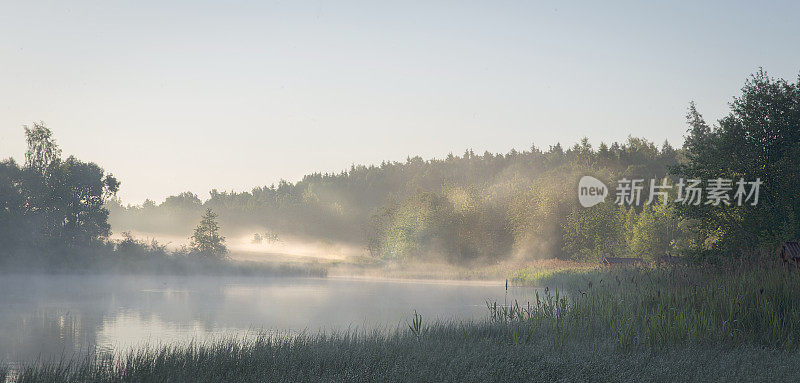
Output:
(110, 229), (367, 263)
(106, 136), (682, 269)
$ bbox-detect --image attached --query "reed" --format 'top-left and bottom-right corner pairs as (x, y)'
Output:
(9, 263), (800, 382)
(498, 263), (800, 350)
(11, 319), (800, 382)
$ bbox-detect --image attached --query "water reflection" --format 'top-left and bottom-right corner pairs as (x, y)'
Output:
(0, 274), (540, 366)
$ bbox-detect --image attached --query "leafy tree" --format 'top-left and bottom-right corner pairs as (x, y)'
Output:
(48, 157), (120, 246)
(0, 159), (24, 258)
(627, 204), (679, 260)
(163, 191), (203, 211)
(369, 191), (455, 262)
(190, 209), (227, 258)
(0, 124), (119, 261)
(24, 122), (61, 175)
(562, 203), (625, 261)
(675, 69), (800, 257)
(112, 133), (682, 263)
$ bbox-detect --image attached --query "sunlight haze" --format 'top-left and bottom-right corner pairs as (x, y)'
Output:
(1, 0), (798, 203)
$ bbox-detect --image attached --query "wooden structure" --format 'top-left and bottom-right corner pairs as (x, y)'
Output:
(602, 257), (642, 267)
(778, 241), (800, 269)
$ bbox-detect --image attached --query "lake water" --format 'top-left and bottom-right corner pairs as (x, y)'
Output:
(0, 274), (540, 367)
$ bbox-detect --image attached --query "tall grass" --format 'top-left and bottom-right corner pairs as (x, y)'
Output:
(508, 261), (597, 286)
(498, 263), (800, 350)
(11, 322), (800, 382)
(8, 263), (800, 382)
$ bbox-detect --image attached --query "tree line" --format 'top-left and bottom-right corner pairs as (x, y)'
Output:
(5, 69), (797, 267)
(109, 70), (799, 264)
(0, 126), (228, 269)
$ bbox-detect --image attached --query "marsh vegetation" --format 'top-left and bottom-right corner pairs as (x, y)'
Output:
(7, 264), (800, 382)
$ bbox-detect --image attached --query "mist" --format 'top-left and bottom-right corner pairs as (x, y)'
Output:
(2, 0), (800, 378)
(0, 273), (534, 370)
(105, 136), (681, 271)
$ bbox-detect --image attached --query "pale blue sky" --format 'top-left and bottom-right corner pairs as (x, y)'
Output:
(1, 1), (798, 204)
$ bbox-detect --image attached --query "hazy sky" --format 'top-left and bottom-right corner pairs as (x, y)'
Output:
(1, 1), (798, 204)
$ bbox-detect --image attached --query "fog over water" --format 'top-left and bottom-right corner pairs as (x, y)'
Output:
(0, 274), (541, 367)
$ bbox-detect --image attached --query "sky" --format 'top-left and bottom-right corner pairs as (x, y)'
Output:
(1, 1), (798, 204)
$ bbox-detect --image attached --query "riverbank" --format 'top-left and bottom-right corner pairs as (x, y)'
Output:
(8, 263), (799, 382)
(9, 321), (800, 382)
(328, 258), (589, 282)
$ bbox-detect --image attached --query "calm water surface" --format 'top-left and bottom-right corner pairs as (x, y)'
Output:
(0, 274), (541, 366)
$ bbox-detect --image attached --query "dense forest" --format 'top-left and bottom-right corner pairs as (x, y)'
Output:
(1, 70), (797, 268)
(107, 70), (800, 265)
(108, 136), (682, 264)
(0, 127), (247, 271)
(0, 124), (120, 267)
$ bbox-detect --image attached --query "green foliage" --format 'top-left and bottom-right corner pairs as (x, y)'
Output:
(189, 209), (228, 258)
(505, 264), (800, 351)
(0, 124), (327, 274)
(115, 232), (169, 258)
(676, 69), (800, 258)
(562, 202), (626, 261)
(23, 122), (61, 175)
(562, 201), (694, 262)
(104, 69), (800, 263)
(112, 135), (680, 264)
(379, 191), (452, 261)
(408, 310), (423, 339)
(367, 187), (512, 263)
(507, 169), (576, 259)
(163, 191), (203, 211)
(627, 204), (682, 260)
(0, 124), (119, 262)
(509, 261), (597, 286)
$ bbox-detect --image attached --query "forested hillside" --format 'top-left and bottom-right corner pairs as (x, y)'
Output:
(106, 70), (800, 265)
(108, 136), (680, 262)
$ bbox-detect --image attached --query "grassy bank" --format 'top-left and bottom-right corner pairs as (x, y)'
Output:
(331, 258), (587, 281)
(508, 259), (598, 286)
(508, 262), (800, 349)
(8, 263), (800, 382)
(9, 320), (800, 382)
